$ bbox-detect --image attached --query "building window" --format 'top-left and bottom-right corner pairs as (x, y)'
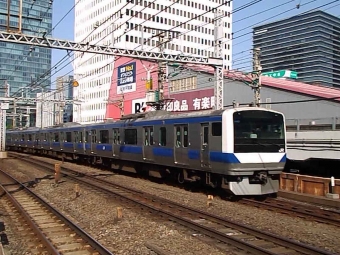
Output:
(170, 76), (197, 92)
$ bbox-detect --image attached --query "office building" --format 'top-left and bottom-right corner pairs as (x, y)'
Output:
(253, 10), (340, 88)
(0, 1), (53, 96)
(73, 0), (232, 123)
(56, 75), (74, 123)
(35, 92), (56, 128)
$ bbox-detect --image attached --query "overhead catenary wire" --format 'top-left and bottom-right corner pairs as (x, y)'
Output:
(11, 0), (131, 96)
(10, 0), (83, 97)
(231, 0), (339, 65)
(24, 0), (338, 104)
(35, 58), (340, 120)
(49, 0), (261, 98)
(24, 0), (153, 98)
(38, 0), (304, 100)
(5, 0), (55, 88)
(23, 0), (277, 98)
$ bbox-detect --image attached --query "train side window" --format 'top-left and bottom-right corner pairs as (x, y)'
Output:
(100, 130), (109, 143)
(117, 130), (120, 143)
(212, 122), (222, 136)
(79, 132), (83, 143)
(143, 127), (153, 146)
(144, 127), (149, 146)
(159, 127), (166, 146)
(28, 134), (32, 141)
(54, 133), (59, 142)
(175, 126), (181, 147)
(74, 131), (79, 143)
(125, 129), (137, 145)
(21, 134), (24, 141)
(66, 132), (72, 142)
(91, 130), (97, 143)
(150, 127), (154, 145)
(60, 132), (64, 142)
(203, 126), (209, 145)
(183, 125), (188, 147)
(86, 131), (90, 143)
(113, 129), (120, 144)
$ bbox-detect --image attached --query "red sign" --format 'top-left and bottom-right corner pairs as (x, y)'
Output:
(105, 57), (168, 119)
(166, 89), (214, 112)
(105, 57), (214, 118)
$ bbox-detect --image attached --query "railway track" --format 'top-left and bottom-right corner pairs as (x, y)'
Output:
(12, 154), (336, 255)
(239, 198), (340, 227)
(0, 169), (113, 255)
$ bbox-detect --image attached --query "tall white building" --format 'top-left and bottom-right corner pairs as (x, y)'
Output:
(35, 92), (56, 128)
(73, 0), (233, 123)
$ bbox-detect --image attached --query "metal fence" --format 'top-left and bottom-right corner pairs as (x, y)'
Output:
(286, 117), (340, 131)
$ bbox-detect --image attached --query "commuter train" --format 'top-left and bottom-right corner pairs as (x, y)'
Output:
(6, 107), (287, 197)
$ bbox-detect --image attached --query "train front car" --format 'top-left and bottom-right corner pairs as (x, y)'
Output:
(221, 107), (286, 196)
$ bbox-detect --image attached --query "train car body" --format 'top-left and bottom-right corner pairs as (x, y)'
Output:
(6, 107), (287, 197)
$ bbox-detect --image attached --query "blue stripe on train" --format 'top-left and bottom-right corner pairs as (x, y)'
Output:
(280, 154), (286, 163)
(34, 143), (286, 164)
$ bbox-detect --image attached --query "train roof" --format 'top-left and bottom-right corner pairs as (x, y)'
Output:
(6, 107), (283, 133)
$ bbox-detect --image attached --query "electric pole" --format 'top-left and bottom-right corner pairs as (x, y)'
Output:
(107, 92), (125, 117)
(213, 9), (224, 110)
(144, 28), (180, 110)
(157, 31), (167, 110)
(7, 0), (23, 33)
(252, 47), (262, 107)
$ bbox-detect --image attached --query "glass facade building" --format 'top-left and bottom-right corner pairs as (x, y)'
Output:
(0, 0), (52, 96)
(253, 10), (340, 88)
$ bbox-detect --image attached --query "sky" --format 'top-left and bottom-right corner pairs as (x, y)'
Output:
(50, 0), (340, 85)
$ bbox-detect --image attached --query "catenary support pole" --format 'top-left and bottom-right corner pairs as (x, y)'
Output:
(213, 9), (224, 110)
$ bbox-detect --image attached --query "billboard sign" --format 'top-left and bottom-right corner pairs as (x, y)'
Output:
(132, 98), (147, 113)
(167, 89), (215, 111)
(117, 62), (137, 94)
(262, 70), (297, 79)
(131, 88), (215, 113)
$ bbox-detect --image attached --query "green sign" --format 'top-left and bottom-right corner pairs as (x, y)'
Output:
(262, 70), (297, 79)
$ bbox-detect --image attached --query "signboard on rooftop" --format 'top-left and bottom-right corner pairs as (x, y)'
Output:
(262, 70), (297, 79)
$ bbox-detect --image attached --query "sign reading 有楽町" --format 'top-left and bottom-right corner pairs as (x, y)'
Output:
(117, 62), (137, 94)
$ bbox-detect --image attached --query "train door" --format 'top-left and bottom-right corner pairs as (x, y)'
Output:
(112, 128), (120, 158)
(200, 123), (210, 168)
(85, 130), (90, 154)
(174, 125), (188, 165)
(49, 132), (53, 149)
(91, 129), (97, 153)
(142, 126), (154, 161)
(73, 131), (79, 152)
(79, 129), (85, 154)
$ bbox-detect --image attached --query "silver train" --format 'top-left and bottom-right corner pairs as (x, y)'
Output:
(6, 107), (287, 196)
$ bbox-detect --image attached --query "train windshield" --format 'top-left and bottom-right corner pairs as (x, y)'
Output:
(233, 110), (285, 153)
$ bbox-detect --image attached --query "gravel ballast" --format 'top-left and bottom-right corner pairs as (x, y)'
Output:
(2, 153), (340, 254)
(0, 157), (233, 255)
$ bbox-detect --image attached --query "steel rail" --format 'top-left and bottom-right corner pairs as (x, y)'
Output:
(16, 155), (336, 255)
(240, 198), (340, 227)
(0, 169), (114, 255)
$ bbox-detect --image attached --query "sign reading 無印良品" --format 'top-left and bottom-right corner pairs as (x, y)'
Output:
(117, 62), (137, 94)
